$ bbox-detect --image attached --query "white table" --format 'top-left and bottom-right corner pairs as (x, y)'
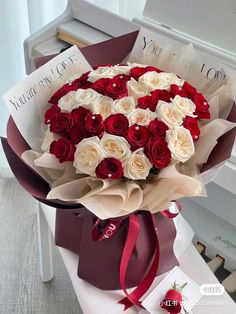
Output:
(38, 203), (236, 314)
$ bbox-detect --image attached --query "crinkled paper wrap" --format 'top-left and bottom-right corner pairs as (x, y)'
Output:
(21, 40), (236, 219)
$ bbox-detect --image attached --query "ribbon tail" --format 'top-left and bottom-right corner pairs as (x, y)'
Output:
(118, 214), (142, 310)
(118, 299), (133, 311)
(119, 213), (160, 310)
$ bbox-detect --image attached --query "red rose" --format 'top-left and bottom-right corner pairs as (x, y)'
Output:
(69, 126), (90, 144)
(50, 112), (73, 136)
(92, 78), (111, 95)
(50, 138), (76, 163)
(112, 74), (131, 83)
(95, 158), (123, 179)
(183, 116), (200, 141)
(182, 81), (197, 97)
(160, 289), (182, 314)
(126, 124), (149, 151)
(130, 66), (161, 81)
(145, 137), (171, 168)
(137, 95), (157, 112)
(44, 104), (61, 124)
(106, 79), (128, 99)
(104, 113), (129, 136)
(49, 82), (78, 104)
(192, 93), (210, 119)
(71, 106), (91, 124)
(73, 71), (92, 89)
(69, 107), (91, 144)
(130, 67), (146, 81)
(85, 113), (104, 137)
(151, 89), (171, 104)
(149, 119), (168, 139)
(170, 84), (188, 98)
(145, 65), (162, 73)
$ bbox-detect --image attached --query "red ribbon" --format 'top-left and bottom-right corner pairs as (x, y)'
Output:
(91, 201), (182, 311)
(92, 218), (121, 241)
(118, 213), (160, 310)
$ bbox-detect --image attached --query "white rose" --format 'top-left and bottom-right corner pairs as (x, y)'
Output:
(129, 109), (154, 126)
(139, 71), (169, 91)
(100, 134), (131, 162)
(73, 137), (104, 176)
(41, 128), (59, 152)
(156, 101), (183, 128)
(75, 88), (101, 109)
(66, 73), (82, 84)
(166, 126), (195, 163)
(93, 96), (113, 119)
(128, 62), (147, 68)
(58, 91), (77, 112)
(113, 65), (132, 75)
(124, 149), (152, 180)
(88, 66), (116, 82)
(114, 96), (136, 115)
(158, 72), (184, 87)
(172, 95), (196, 118)
(127, 78), (148, 99)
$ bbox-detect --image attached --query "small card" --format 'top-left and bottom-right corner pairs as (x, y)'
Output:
(3, 45), (92, 151)
(142, 266), (201, 314)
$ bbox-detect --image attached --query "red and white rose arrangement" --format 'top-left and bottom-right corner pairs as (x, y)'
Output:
(43, 64), (210, 181)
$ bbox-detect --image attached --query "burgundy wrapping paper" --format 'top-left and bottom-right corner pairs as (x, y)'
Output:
(2, 30), (236, 292)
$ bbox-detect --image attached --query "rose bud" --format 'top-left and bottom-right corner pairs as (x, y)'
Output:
(126, 124), (149, 151)
(183, 116), (200, 141)
(149, 119), (168, 139)
(50, 138), (76, 163)
(95, 157), (124, 179)
(160, 289), (182, 314)
(145, 137), (171, 168)
(104, 113), (129, 136)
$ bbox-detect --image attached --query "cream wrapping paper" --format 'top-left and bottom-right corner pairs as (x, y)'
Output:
(15, 31), (236, 219)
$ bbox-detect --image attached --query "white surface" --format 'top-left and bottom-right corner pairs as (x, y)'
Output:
(40, 203), (236, 313)
(144, 0), (236, 55)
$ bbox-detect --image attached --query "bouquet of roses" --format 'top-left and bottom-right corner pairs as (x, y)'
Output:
(45, 64), (203, 180)
(2, 30), (235, 310)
